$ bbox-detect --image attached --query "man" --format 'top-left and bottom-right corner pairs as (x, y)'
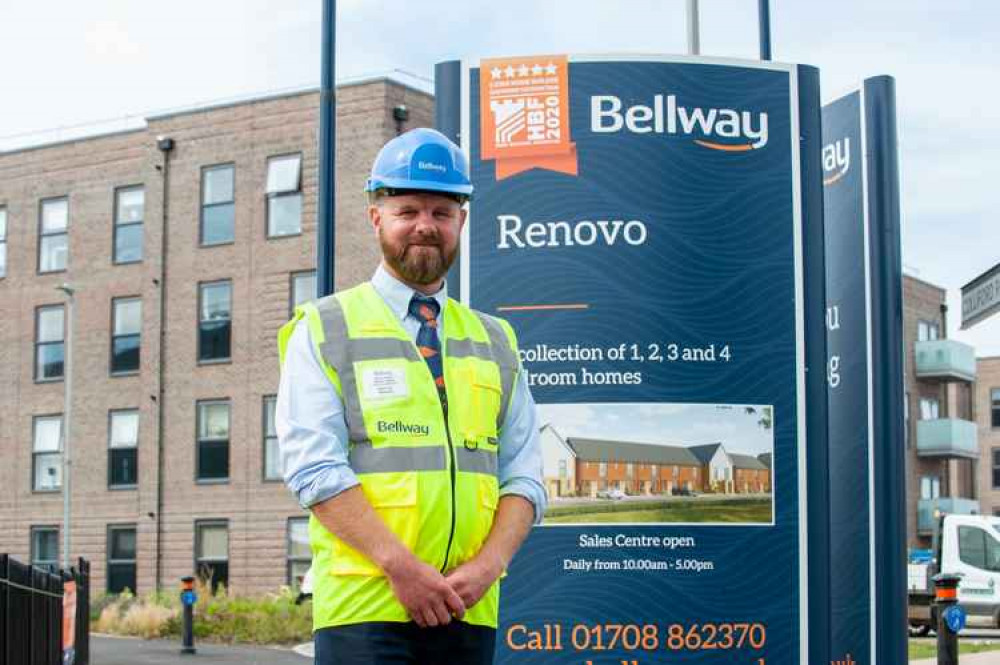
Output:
(276, 127), (546, 664)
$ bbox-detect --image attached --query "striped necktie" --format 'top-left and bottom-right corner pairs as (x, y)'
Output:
(408, 295), (444, 396)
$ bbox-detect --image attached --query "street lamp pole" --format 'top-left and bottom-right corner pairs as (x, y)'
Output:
(57, 283), (75, 570)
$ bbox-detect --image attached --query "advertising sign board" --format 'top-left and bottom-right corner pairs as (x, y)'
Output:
(822, 77), (905, 665)
(441, 54), (826, 664)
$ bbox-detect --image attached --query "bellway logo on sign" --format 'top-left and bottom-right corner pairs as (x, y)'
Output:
(591, 94), (769, 151)
(822, 137), (851, 186)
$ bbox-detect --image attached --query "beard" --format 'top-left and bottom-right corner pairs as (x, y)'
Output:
(379, 229), (459, 286)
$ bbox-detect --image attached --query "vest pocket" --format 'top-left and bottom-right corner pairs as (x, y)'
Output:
(478, 475), (499, 543)
(329, 472), (419, 577)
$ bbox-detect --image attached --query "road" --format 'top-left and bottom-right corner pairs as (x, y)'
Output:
(91, 635), (307, 664)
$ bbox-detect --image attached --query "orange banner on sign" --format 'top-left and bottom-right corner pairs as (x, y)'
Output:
(480, 55), (577, 180)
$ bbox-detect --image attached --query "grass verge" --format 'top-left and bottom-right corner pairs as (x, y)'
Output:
(545, 499), (772, 523)
(909, 639), (1000, 660)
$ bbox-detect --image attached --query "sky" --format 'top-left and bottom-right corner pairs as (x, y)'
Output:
(538, 402), (774, 456)
(2, 0), (997, 353)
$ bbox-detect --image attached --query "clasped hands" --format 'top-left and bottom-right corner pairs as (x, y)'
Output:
(383, 551), (503, 628)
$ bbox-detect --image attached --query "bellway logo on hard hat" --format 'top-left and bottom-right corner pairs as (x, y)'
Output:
(418, 161), (447, 173)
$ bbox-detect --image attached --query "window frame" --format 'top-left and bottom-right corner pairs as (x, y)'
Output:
(0, 205), (7, 279)
(106, 524), (138, 594)
(991, 388), (1000, 429)
(993, 447), (1000, 490)
(200, 163), (236, 247)
(919, 397), (940, 421)
(34, 304), (65, 383)
(30, 525), (60, 573)
(262, 395), (281, 482)
(194, 519), (229, 592)
(32, 414), (63, 493)
(37, 196), (69, 274)
(917, 319), (940, 342)
(197, 279), (233, 364)
(112, 185), (145, 265)
(196, 399), (231, 483)
(110, 296), (142, 376)
(286, 517), (310, 587)
(108, 409), (139, 489)
(266, 153), (304, 239)
(289, 270), (317, 318)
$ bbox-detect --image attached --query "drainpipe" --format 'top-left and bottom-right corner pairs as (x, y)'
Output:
(154, 135), (175, 591)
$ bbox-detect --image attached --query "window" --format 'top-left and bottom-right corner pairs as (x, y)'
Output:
(558, 459), (567, 478)
(626, 463), (634, 477)
(290, 270), (317, 315)
(651, 465), (658, 478)
(31, 526), (59, 573)
(35, 305), (65, 381)
(38, 197), (69, 273)
(111, 297), (141, 374)
(108, 410), (139, 488)
(919, 397), (940, 421)
(195, 521), (229, 592)
(267, 154), (302, 237)
(263, 396), (281, 481)
(198, 281), (231, 362)
(114, 186), (144, 263)
(201, 164), (235, 245)
(992, 389), (1000, 429)
(917, 320), (940, 342)
(958, 526), (1000, 572)
(993, 448), (1000, 490)
(33, 415), (62, 491)
(287, 518), (310, 587)
(0, 206), (7, 278)
(904, 391), (910, 448)
(107, 526), (137, 594)
(599, 462), (607, 477)
(920, 475), (941, 500)
(197, 400), (230, 481)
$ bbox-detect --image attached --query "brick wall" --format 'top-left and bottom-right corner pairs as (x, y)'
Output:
(0, 78), (435, 594)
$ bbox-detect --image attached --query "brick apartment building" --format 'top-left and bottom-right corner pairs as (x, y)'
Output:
(976, 357), (1000, 516)
(903, 274), (979, 551)
(0, 77), (433, 595)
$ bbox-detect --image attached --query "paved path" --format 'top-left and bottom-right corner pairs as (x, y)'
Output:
(92, 634), (308, 664)
(911, 651), (1000, 665)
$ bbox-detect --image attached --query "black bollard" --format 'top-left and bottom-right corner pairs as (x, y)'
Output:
(932, 572), (962, 665)
(180, 576), (197, 655)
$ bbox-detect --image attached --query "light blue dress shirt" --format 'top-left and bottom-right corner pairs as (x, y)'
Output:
(276, 264), (547, 523)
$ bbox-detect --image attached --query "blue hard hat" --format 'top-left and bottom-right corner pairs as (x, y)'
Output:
(365, 128), (473, 198)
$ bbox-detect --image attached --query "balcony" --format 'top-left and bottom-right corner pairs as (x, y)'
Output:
(915, 418), (979, 459)
(914, 339), (976, 382)
(917, 497), (980, 535)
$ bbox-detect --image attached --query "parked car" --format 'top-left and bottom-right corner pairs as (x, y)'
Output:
(597, 488), (626, 501)
(671, 486), (697, 497)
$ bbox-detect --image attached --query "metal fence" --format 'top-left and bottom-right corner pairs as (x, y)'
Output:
(0, 554), (90, 665)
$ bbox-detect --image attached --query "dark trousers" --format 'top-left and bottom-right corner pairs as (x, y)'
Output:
(315, 621), (497, 665)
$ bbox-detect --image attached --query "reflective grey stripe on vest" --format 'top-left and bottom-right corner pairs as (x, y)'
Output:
(350, 443), (448, 474)
(316, 296), (371, 443)
(456, 446), (499, 476)
(474, 313), (518, 430)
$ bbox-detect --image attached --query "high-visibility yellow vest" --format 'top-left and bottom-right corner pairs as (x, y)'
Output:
(277, 282), (519, 630)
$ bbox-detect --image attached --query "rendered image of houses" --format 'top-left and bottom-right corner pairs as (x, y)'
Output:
(539, 424), (771, 498)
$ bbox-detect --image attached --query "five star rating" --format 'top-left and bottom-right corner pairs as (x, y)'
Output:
(491, 62), (560, 79)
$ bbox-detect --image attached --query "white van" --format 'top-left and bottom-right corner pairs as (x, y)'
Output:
(908, 514), (1000, 634)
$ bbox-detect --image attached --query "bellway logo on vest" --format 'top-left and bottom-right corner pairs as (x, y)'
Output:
(377, 420), (430, 437)
(822, 137), (850, 186)
(591, 94), (769, 151)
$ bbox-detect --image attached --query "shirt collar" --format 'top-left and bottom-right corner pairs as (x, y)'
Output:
(371, 263), (448, 323)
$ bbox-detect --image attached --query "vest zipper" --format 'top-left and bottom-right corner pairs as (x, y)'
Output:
(439, 392), (458, 573)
